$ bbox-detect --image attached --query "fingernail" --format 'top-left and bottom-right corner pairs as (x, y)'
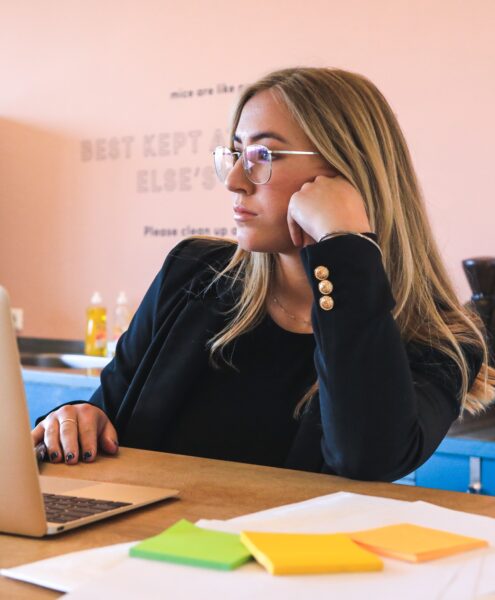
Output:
(83, 451), (92, 461)
(50, 452), (58, 461)
(113, 440), (119, 448)
(66, 452), (74, 462)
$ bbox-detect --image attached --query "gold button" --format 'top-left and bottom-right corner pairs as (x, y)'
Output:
(318, 280), (333, 295)
(314, 266), (329, 280)
(319, 296), (334, 311)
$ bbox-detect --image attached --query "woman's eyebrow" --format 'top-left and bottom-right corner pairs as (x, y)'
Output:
(233, 131), (289, 144)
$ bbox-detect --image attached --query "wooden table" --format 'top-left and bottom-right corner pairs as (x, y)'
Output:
(2, 447), (495, 598)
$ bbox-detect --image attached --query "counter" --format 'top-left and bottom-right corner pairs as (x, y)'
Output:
(22, 367), (100, 427)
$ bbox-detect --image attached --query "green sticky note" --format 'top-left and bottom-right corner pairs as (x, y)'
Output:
(129, 519), (252, 570)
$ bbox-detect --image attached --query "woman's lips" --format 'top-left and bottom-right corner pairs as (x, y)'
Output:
(233, 206), (257, 221)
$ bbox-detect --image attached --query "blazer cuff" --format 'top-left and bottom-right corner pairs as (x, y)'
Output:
(300, 234), (395, 320)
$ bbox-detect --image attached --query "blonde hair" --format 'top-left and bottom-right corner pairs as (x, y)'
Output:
(208, 67), (495, 415)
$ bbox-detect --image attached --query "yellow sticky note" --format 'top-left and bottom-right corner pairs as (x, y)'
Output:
(350, 523), (488, 563)
(240, 531), (383, 575)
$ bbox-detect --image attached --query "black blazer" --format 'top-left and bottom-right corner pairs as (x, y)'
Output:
(88, 236), (481, 481)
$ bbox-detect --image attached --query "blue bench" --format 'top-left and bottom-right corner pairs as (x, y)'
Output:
(23, 369), (99, 428)
(403, 437), (495, 495)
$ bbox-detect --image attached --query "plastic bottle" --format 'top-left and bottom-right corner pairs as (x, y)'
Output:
(107, 291), (131, 356)
(84, 292), (107, 356)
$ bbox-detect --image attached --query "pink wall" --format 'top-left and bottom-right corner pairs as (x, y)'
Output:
(1, 0), (494, 339)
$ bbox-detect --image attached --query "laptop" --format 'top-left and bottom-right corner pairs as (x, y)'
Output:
(0, 285), (179, 537)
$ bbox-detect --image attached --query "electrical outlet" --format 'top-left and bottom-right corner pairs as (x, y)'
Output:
(11, 308), (23, 333)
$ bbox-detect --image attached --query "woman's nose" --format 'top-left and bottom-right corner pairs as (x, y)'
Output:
(224, 156), (255, 195)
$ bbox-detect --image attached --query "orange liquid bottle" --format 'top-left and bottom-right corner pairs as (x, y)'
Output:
(84, 292), (107, 356)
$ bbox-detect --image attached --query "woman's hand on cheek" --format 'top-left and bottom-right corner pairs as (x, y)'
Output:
(287, 175), (372, 247)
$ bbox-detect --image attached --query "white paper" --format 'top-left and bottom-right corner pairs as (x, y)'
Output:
(197, 491), (411, 533)
(0, 541), (135, 593)
(63, 498), (495, 599)
(62, 554), (466, 600)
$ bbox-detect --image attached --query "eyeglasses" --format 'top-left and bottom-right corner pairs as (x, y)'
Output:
(213, 144), (320, 185)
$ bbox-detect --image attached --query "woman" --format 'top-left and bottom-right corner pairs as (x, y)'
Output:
(32, 67), (494, 481)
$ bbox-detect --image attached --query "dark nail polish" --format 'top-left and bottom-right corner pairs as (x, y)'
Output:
(50, 452), (58, 461)
(83, 451), (92, 461)
(66, 452), (74, 462)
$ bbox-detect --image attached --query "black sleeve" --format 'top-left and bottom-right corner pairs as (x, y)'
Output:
(34, 245), (181, 426)
(88, 237), (218, 422)
(301, 234), (482, 482)
(35, 237), (219, 425)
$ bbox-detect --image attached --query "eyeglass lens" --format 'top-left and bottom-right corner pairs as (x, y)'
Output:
(213, 145), (272, 185)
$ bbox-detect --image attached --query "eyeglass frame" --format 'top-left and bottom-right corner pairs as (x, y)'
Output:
(212, 144), (320, 185)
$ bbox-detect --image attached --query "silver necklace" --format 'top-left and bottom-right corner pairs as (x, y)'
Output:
(272, 296), (312, 326)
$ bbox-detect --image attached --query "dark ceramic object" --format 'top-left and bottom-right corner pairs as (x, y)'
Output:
(463, 257), (495, 358)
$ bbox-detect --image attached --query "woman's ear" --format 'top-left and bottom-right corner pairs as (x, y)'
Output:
(322, 164), (340, 178)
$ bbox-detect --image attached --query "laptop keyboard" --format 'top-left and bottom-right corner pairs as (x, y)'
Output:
(43, 493), (132, 523)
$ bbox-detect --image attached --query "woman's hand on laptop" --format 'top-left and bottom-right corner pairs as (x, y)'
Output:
(31, 404), (119, 464)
